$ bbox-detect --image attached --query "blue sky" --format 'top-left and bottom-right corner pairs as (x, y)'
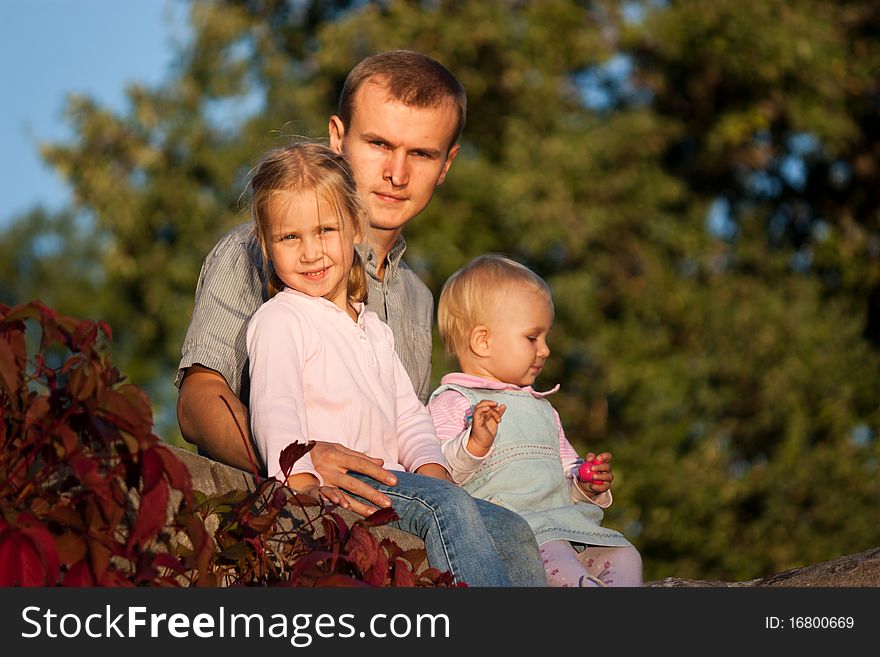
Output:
(0, 0), (186, 227)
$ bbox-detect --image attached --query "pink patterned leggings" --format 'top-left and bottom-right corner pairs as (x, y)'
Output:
(539, 539), (643, 587)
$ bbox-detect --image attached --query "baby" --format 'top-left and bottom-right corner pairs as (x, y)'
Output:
(428, 254), (643, 586)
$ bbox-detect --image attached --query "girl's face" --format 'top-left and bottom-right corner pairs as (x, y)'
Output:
(481, 284), (554, 387)
(266, 189), (359, 312)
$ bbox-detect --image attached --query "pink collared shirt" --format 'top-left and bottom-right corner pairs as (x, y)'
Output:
(428, 372), (610, 507)
(247, 288), (448, 484)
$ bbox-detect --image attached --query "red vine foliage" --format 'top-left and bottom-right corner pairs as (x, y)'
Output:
(0, 301), (454, 587)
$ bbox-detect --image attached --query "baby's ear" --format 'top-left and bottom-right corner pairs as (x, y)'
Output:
(469, 325), (491, 357)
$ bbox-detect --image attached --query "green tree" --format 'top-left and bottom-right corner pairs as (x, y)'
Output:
(1, 0), (877, 580)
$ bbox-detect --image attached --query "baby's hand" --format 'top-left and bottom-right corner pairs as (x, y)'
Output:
(578, 451), (614, 496)
(468, 400), (506, 457)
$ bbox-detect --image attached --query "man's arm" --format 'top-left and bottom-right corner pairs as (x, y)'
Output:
(177, 365), (259, 472)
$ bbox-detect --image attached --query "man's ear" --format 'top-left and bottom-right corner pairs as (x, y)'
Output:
(436, 143), (460, 186)
(329, 115), (346, 154)
(468, 324), (491, 357)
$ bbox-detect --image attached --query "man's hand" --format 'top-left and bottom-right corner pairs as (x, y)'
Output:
(467, 399), (506, 457)
(309, 442), (398, 516)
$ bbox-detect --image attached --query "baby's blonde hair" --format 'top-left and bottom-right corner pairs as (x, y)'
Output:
(249, 141), (369, 301)
(437, 254), (553, 360)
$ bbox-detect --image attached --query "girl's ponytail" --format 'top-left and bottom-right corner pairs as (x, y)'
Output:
(348, 249), (368, 304)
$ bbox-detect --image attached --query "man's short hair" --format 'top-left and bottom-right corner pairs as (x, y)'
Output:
(438, 254), (553, 360)
(338, 50), (467, 149)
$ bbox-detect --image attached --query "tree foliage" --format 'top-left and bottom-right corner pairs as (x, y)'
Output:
(1, 0), (878, 581)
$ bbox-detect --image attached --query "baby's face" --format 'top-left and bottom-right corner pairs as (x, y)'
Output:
(483, 285), (554, 387)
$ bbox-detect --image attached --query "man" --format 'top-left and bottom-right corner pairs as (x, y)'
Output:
(177, 50), (544, 585)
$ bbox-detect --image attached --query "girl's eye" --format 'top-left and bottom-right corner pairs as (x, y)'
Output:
(281, 234), (298, 241)
(320, 226), (336, 234)
(527, 336), (537, 342)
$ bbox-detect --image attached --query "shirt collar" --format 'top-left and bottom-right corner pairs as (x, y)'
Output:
(280, 288), (365, 323)
(439, 372), (560, 398)
(357, 236), (407, 281)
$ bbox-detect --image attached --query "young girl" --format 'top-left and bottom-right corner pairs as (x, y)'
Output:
(428, 254), (643, 587)
(245, 143), (531, 586)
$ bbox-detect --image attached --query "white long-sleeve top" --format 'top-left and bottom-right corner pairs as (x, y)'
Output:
(247, 288), (448, 484)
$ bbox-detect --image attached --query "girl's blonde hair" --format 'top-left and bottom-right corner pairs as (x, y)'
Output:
(249, 141), (369, 301)
(437, 254), (553, 359)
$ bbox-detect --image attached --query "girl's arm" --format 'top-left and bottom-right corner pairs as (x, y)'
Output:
(246, 301), (320, 483)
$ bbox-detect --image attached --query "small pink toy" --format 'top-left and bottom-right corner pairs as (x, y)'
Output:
(578, 457), (598, 483)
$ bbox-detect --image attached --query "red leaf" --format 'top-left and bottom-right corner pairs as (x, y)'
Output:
(128, 480), (169, 550)
(70, 455), (114, 503)
(54, 424), (79, 456)
(0, 332), (24, 402)
(68, 361), (97, 400)
(279, 441), (315, 478)
(289, 550), (341, 581)
(313, 574), (371, 588)
(99, 385), (158, 444)
(0, 522), (60, 586)
(19, 524), (60, 584)
(154, 444), (194, 504)
(55, 533), (87, 566)
(364, 544), (390, 586)
(392, 558), (416, 587)
(24, 396), (51, 433)
(345, 524), (380, 576)
(140, 447), (164, 492)
(356, 506), (399, 528)
(152, 552), (185, 573)
(44, 504), (85, 533)
(0, 533), (30, 586)
(62, 560), (95, 587)
(71, 320), (98, 353)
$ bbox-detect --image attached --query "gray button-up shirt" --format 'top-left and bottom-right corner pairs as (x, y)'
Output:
(177, 223), (434, 403)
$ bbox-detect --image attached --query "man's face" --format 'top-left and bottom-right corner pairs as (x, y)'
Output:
(329, 80), (460, 238)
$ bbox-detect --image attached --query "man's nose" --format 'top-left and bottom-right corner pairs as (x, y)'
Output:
(384, 150), (409, 187)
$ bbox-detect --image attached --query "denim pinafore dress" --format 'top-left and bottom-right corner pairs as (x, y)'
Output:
(430, 383), (632, 548)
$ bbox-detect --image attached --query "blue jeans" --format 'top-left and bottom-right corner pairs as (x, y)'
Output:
(350, 471), (544, 587)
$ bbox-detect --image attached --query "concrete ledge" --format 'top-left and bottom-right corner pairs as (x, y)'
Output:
(645, 547), (880, 587)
